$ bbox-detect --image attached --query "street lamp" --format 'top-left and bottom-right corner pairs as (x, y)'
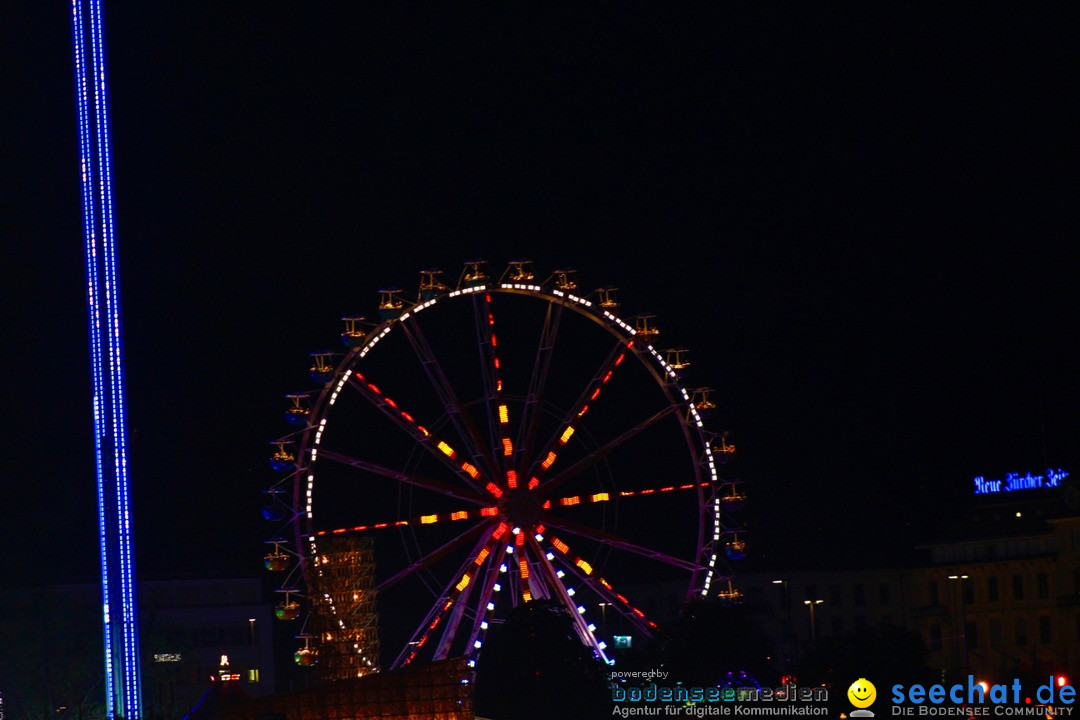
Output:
(598, 602), (612, 633)
(803, 599), (824, 643)
(773, 580), (794, 667)
(947, 575), (969, 674)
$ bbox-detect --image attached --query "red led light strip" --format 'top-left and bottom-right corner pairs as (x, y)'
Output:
(316, 482), (709, 537)
(484, 294), (518, 489)
(528, 340), (634, 483)
(351, 371), (501, 495)
(548, 535), (657, 630)
(403, 533), (501, 666)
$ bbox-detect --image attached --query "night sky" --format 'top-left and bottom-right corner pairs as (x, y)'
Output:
(4, 4), (1079, 590)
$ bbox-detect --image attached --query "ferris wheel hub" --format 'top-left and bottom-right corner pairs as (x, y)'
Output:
(505, 488), (543, 528)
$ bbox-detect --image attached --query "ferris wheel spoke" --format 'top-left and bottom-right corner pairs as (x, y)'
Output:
(398, 319), (501, 481)
(375, 518), (498, 595)
(541, 514), (706, 573)
(538, 403), (679, 498)
(316, 448), (490, 506)
(513, 531), (533, 602)
(514, 300), (564, 466)
(546, 481), (709, 511)
(463, 545), (505, 659)
(316, 502), (501, 537)
(473, 293), (506, 470)
(345, 374), (491, 495)
(395, 529), (498, 668)
(545, 536), (657, 637)
(525, 535), (610, 661)
(524, 337), (632, 480)
(432, 533), (501, 661)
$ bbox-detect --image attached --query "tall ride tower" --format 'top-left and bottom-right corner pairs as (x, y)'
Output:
(71, 1), (143, 717)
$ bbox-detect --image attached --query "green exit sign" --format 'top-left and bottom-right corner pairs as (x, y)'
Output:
(613, 635), (632, 649)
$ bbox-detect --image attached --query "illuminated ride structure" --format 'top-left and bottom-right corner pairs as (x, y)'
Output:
(71, 0), (143, 716)
(262, 260), (745, 674)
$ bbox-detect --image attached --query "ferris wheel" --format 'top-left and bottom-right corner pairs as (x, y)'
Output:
(262, 260), (745, 674)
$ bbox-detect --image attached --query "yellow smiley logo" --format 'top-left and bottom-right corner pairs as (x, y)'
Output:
(848, 678), (876, 708)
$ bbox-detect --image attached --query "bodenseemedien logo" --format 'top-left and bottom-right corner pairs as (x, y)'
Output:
(610, 679), (830, 716)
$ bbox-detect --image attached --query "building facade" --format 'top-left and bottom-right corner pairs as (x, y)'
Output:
(615, 473), (1080, 684)
(0, 578), (277, 720)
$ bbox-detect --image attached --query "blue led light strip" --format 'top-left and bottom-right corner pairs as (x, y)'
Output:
(71, 0), (142, 716)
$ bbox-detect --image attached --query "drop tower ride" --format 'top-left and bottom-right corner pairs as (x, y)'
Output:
(70, 0), (143, 716)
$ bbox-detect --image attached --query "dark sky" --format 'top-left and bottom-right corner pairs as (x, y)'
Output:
(4, 3), (1079, 589)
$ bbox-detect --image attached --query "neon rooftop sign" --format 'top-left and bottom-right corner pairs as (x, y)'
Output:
(974, 469), (1069, 496)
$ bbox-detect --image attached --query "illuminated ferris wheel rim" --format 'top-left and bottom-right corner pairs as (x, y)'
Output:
(269, 264), (740, 672)
(294, 280), (724, 591)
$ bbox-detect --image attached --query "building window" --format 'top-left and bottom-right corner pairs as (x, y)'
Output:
(990, 619), (1003, 648)
(879, 583), (891, 605)
(1039, 615), (1052, 645)
(1016, 618), (1028, 646)
(1037, 573), (1049, 599)
(930, 623), (943, 651)
(1013, 574), (1024, 600)
(967, 621), (984, 647)
(965, 620), (978, 650)
(988, 576), (999, 602)
(248, 668), (260, 683)
(928, 581), (939, 606)
(853, 584), (866, 606)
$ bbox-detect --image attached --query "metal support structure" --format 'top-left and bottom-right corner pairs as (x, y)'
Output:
(71, 0), (142, 716)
